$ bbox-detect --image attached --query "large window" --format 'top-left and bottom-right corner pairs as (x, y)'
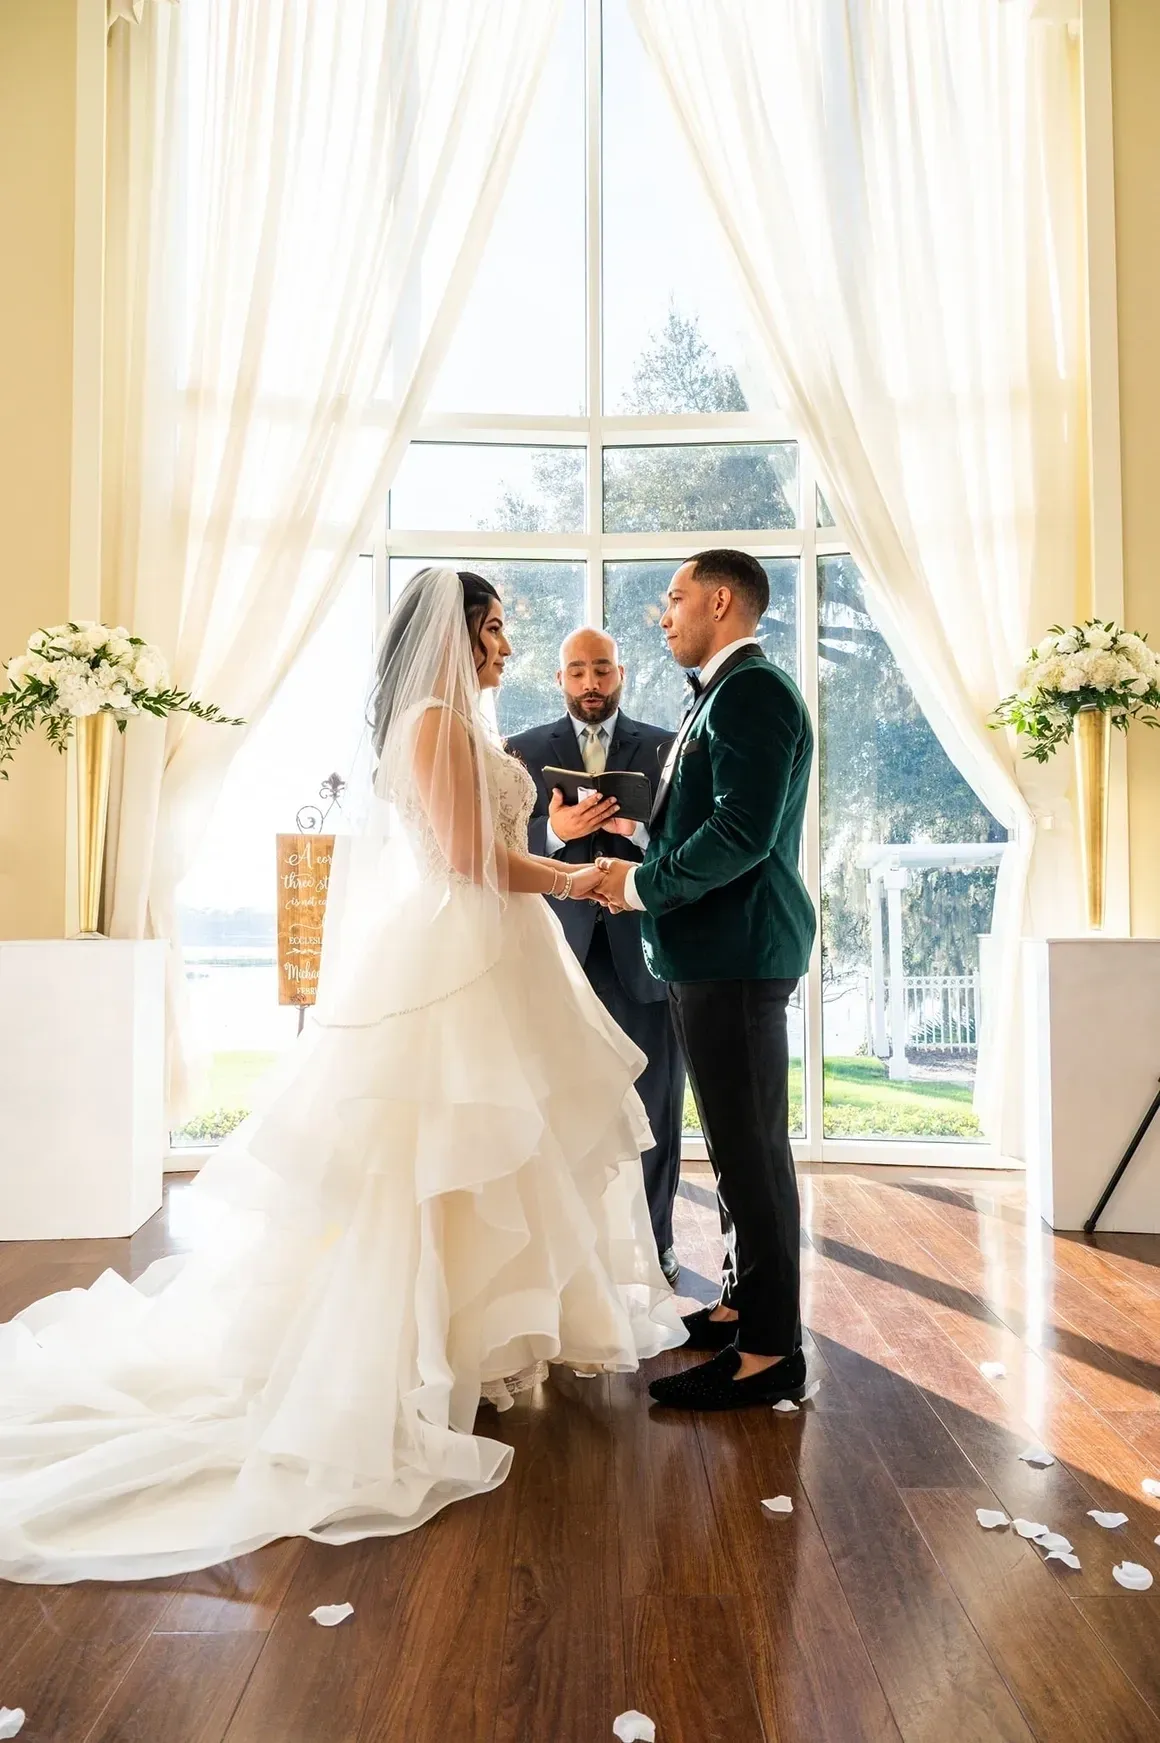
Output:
(177, 0), (1003, 1159)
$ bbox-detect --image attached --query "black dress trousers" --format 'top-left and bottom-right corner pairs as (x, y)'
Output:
(668, 977), (801, 1356)
(583, 922), (685, 1255)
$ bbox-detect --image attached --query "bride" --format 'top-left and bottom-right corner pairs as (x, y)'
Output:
(0, 566), (684, 1585)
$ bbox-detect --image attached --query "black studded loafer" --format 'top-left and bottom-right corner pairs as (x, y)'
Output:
(649, 1346), (807, 1411)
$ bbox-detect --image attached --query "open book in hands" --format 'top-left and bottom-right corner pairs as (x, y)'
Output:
(543, 766), (653, 824)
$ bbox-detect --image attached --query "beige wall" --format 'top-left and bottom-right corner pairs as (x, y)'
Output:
(1111, 0), (1160, 935)
(0, 0), (104, 938)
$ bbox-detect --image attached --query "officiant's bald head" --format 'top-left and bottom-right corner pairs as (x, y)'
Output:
(558, 627), (625, 725)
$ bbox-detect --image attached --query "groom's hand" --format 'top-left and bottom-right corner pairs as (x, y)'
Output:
(593, 856), (631, 911)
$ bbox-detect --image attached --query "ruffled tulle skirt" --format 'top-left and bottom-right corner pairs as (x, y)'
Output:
(0, 893), (684, 1584)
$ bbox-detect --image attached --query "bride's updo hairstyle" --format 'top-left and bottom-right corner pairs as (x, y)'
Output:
(458, 570), (501, 667)
(371, 567), (501, 757)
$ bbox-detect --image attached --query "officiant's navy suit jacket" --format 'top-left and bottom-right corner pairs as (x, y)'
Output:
(506, 711), (674, 1005)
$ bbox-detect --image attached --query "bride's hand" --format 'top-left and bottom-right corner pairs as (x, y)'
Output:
(565, 863), (606, 901)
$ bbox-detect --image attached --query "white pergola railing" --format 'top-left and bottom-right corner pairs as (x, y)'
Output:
(859, 843), (1006, 1081)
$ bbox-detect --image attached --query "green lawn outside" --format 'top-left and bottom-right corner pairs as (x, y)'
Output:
(684, 1054), (981, 1140)
(177, 1049), (981, 1146)
(173, 1051), (278, 1143)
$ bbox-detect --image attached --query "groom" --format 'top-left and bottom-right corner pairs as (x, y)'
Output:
(593, 549), (815, 1410)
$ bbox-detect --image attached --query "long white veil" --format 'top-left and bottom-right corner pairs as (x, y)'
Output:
(314, 566), (507, 1028)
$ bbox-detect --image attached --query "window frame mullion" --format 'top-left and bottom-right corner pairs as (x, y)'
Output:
(584, 0), (604, 626)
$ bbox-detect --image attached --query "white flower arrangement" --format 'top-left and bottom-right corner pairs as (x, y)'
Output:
(0, 621), (241, 777)
(991, 620), (1160, 763)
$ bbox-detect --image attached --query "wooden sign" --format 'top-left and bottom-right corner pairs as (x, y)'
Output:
(275, 834), (335, 1006)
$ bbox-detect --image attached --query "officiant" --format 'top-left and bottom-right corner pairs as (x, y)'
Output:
(507, 629), (685, 1286)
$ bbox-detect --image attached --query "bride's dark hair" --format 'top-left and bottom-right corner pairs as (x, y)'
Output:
(370, 568), (501, 757)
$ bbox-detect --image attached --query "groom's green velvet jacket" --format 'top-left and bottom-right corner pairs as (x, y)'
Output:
(635, 649), (816, 985)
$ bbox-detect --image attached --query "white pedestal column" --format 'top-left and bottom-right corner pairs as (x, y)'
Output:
(0, 940), (167, 1239)
(1023, 938), (1160, 1232)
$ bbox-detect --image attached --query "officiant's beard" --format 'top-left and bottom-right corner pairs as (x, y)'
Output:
(565, 682), (623, 725)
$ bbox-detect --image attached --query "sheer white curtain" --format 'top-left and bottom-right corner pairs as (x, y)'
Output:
(630, 0), (1086, 1155)
(101, 0), (561, 1113)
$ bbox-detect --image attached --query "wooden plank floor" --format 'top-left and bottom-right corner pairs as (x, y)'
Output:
(2, 1166), (1159, 1742)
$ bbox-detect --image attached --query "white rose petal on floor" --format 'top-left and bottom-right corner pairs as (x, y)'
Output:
(1018, 1445), (1055, 1467)
(801, 1380), (821, 1401)
(1046, 1550), (1082, 1569)
(975, 1509), (1010, 1530)
(0, 1710), (24, 1739)
(1112, 1563), (1154, 1591)
(979, 1362), (1007, 1379)
(1141, 1478), (1160, 1498)
(309, 1603), (354, 1627)
(771, 1399), (799, 1414)
(761, 1496), (794, 1515)
(613, 1711), (656, 1742)
(1088, 1511), (1129, 1529)
(1013, 1518), (1050, 1539)
(1033, 1531), (1073, 1554)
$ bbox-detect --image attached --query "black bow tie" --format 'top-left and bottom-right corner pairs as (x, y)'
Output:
(685, 671), (703, 700)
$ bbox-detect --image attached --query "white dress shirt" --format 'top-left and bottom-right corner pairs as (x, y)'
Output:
(545, 709), (650, 855)
(620, 637), (762, 911)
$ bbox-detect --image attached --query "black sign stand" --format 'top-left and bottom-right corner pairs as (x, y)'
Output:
(1084, 1077), (1160, 1234)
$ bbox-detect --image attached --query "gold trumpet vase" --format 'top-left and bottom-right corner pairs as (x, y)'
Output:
(74, 711), (115, 937)
(1074, 704), (1111, 931)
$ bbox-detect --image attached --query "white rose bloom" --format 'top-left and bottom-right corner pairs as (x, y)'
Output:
(132, 650), (170, 693)
(1058, 660), (1085, 693)
(64, 630), (101, 659)
(1128, 676), (1151, 696)
(1035, 635), (1061, 661)
(1085, 624), (1112, 651)
(6, 655), (34, 687)
(107, 637), (134, 662)
(27, 630), (48, 652)
(1057, 633), (1079, 655)
(1120, 632), (1150, 662)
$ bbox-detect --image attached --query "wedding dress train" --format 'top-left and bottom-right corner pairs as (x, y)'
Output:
(0, 737), (683, 1584)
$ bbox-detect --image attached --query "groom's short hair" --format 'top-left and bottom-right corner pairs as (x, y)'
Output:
(688, 548), (769, 623)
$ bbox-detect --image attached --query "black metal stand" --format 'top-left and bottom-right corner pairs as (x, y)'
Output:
(1084, 1077), (1160, 1234)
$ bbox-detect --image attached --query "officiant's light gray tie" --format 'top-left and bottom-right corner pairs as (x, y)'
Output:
(582, 725), (607, 776)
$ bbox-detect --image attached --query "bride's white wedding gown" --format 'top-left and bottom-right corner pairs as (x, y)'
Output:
(0, 739), (684, 1584)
